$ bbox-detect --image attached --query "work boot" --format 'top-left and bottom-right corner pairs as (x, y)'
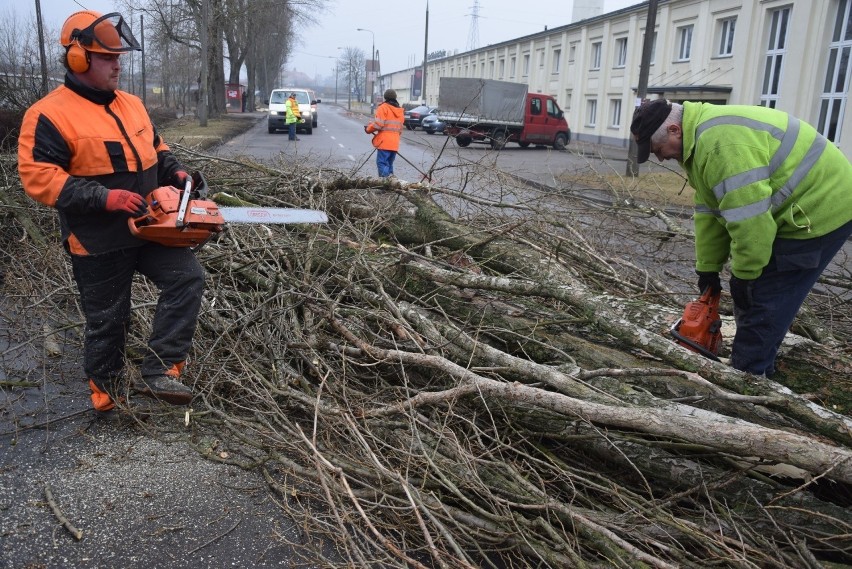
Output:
(132, 375), (193, 405)
(89, 379), (118, 412)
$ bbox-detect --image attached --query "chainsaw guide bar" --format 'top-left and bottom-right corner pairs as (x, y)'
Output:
(128, 173), (327, 248)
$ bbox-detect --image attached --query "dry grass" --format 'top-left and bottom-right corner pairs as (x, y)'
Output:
(563, 168), (695, 209)
(157, 113), (260, 150)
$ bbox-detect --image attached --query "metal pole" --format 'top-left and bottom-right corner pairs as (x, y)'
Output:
(626, 0), (658, 175)
(34, 0), (48, 96)
(422, 1), (429, 103)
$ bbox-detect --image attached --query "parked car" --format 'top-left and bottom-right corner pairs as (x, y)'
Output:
(421, 112), (445, 134)
(404, 105), (436, 130)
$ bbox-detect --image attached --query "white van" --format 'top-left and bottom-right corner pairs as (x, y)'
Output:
(267, 88), (314, 134)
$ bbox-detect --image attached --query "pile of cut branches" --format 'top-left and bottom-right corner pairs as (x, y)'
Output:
(2, 148), (850, 568)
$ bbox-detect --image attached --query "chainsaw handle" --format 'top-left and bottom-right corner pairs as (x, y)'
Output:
(698, 288), (721, 307)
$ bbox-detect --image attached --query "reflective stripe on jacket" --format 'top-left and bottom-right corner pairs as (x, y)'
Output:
(681, 102), (852, 280)
(366, 101), (404, 151)
(18, 74), (181, 256)
(285, 97), (301, 124)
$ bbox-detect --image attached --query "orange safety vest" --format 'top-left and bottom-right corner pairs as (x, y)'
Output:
(366, 102), (404, 151)
(18, 75), (180, 255)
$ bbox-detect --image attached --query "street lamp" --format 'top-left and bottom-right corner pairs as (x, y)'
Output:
(357, 28), (375, 109)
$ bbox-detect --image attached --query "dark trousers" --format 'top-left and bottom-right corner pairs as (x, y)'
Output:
(288, 123), (297, 140)
(731, 220), (852, 375)
(70, 244), (205, 385)
(376, 149), (397, 177)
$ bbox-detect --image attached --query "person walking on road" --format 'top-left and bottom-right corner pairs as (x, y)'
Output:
(241, 89), (247, 112)
(17, 10), (205, 412)
(630, 98), (852, 377)
(364, 89), (404, 178)
(285, 92), (302, 141)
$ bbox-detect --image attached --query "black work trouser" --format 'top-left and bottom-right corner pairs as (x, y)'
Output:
(70, 244), (205, 386)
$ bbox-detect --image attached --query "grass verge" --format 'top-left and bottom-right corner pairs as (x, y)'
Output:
(157, 113), (262, 150)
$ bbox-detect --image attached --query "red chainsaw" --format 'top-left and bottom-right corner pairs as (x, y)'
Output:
(669, 288), (723, 360)
(128, 172), (327, 248)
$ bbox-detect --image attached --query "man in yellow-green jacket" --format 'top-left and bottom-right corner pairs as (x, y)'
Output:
(631, 99), (852, 376)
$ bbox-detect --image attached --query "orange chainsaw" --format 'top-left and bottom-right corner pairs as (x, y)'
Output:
(669, 288), (722, 360)
(128, 172), (327, 248)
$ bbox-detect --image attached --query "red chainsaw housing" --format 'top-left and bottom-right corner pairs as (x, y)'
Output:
(128, 185), (224, 247)
(670, 289), (723, 359)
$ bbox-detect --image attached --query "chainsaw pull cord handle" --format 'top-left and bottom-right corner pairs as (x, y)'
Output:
(175, 178), (193, 227)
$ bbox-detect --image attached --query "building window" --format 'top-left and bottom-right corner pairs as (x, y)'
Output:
(760, 7), (791, 108)
(587, 98), (598, 126)
(569, 43), (577, 63)
(610, 98), (622, 127)
(645, 31), (657, 64)
(717, 17), (737, 57)
(591, 41), (602, 70)
(818, 0), (852, 140)
(499, 59), (505, 78)
(489, 60), (495, 78)
(614, 37), (628, 68)
(538, 49), (545, 68)
(523, 53), (530, 75)
(553, 49), (561, 73)
(677, 24), (694, 61)
(510, 57), (516, 77)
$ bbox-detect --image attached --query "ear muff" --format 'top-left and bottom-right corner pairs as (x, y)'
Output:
(67, 43), (90, 73)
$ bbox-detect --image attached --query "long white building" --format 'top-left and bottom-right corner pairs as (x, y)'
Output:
(381, 0), (852, 158)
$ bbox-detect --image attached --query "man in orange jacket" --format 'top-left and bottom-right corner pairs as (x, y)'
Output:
(17, 10), (203, 413)
(364, 89), (404, 178)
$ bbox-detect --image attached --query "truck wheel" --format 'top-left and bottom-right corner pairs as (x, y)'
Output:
(455, 134), (472, 147)
(490, 129), (508, 150)
(518, 141), (530, 148)
(553, 133), (568, 150)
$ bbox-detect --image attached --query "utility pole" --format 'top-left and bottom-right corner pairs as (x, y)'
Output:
(626, 0), (658, 176)
(422, 1), (429, 103)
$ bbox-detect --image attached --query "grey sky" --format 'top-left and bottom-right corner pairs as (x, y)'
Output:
(15, 0), (640, 80)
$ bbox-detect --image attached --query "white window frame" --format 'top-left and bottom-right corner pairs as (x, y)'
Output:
(760, 6), (791, 108)
(552, 49), (561, 73)
(498, 58), (505, 78)
(591, 41), (602, 70)
(587, 98), (598, 126)
(523, 53), (530, 75)
(569, 43), (577, 63)
(818, 0), (852, 141)
(610, 98), (622, 127)
(677, 24), (694, 61)
(717, 16), (737, 57)
(614, 37), (628, 68)
(510, 57), (516, 77)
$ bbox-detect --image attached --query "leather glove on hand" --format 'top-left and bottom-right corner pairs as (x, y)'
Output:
(104, 190), (147, 216)
(696, 271), (721, 295)
(729, 276), (754, 310)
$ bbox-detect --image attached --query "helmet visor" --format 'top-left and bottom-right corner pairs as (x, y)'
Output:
(73, 12), (141, 53)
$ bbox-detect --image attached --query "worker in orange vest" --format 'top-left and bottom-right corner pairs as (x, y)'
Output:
(364, 89), (404, 177)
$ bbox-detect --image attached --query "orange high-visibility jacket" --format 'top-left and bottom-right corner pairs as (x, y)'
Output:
(18, 75), (182, 255)
(366, 101), (404, 151)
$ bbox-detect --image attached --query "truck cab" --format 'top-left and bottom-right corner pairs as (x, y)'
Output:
(522, 94), (570, 149)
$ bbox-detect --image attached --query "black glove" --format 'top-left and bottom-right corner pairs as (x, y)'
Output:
(729, 276), (754, 310)
(364, 125), (369, 133)
(696, 271), (721, 295)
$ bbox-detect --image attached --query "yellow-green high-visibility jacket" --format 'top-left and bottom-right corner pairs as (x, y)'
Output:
(681, 102), (852, 280)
